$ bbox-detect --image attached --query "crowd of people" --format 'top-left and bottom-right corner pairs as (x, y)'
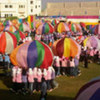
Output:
(9, 66), (58, 97)
(0, 19), (100, 100)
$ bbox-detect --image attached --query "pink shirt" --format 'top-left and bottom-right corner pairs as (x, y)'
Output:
(16, 73), (22, 83)
(28, 74), (34, 83)
(37, 74), (42, 82)
(47, 70), (52, 80)
(56, 57), (61, 67)
(70, 59), (75, 67)
(62, 59), (67, 67)
(90, 50), (94, 56)
(12, 67), (17, 82)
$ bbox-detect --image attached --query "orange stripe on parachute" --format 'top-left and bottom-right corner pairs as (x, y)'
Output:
(10, 43), (24, 66)
(70, 38), (78, 58)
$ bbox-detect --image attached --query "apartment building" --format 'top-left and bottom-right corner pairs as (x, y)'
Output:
(0, 0), (41, 21)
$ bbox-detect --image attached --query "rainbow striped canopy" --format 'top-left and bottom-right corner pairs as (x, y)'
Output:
(36, 22), (54, 35)
(27, 15), (35, 30)
(56, 22), (70, 33)
(70, 23), (82, 32)
(52, 38), (81, 58)
(51, 19), (59, 26)
(10, 40), (53, 69)
(4, 25), (17, 33)
(0, 22), (4, 32)
(19, 22), (31, 33)
(13, 30), (25, 43)
(83, 36), (100, 49)
(86, 25), (96, 34)
(75, 78), (100, 100)
(94, 24), (100, 35)
(0, 31), (17, 54)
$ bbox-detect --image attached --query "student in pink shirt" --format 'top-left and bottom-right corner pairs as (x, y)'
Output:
(69, 57), (75, 77)
(47, 67), (52, 91)
(10, 66), (18, 93)
(61, 56), (67, 75)
(90, 48), (94, 62)
(55, 56), (61, 77)
(16, 68), (22, 93)
(33, 67), (38, 92)
(37, 68), (42, 91)
(28, 68), (34, 95)
(50, 66), (59, 89)
(43, 69), (48, 81)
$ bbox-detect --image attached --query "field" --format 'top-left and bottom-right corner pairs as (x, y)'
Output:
(0, 62), (100, 100)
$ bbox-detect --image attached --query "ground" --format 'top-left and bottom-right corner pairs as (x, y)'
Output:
(0, 62), (100, 100)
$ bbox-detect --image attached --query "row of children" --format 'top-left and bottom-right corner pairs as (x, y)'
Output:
(10, 66), (58, 95)
(53, 56), (81, 78)
(80, 47), (100, 64)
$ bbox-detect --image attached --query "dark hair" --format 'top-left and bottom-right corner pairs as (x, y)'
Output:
(22, 69), (27, 75)
(42, 77), (45, 82)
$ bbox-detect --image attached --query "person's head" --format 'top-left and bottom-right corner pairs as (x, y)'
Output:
(29, 68), (33, 74)
(41, 77), (45, 82)
(22, 68), (27, 75)
(70, 56), (73, 61)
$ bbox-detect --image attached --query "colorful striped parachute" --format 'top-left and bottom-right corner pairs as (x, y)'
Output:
(36, 22), (54, 35)
(52, 38), (81, 58)
(0, 22), (4, 32)
(0, 31), (17, 54)
(10, 40), (53, 69)
(3, 20), (12, 27)
(86, 25), (96, 34)
(51, 19), (59, 26)
(75, 77), (100, 100)
(4, 25), (17, 33)
(34, 20), (43, 29)
(13, 30), (25, 43)
(27, 15), (35, 30)
(83, 36), (100, 50)
(56, 22), (70, 33)
(94, 24), (100, 35)
(19, 22), (31, 33)
(69, 23), (82, 33)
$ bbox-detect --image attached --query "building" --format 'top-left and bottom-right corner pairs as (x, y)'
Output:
(41, 0), (100, 10)
(41, 0), (100, 16)
(0, 0), (41, 21)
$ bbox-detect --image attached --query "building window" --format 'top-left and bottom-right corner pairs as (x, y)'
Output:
(19, 5), (25, 8)
(30, 1), (33, 4)
(5, 5), (8, 8)
(9, 5), (13, 8)
(5, 14), (9, 18)
(10, 14), (13, 17)
(35, 5), (37, 8)
(31, 9), (33, 12)
(38, 5), (40, 7)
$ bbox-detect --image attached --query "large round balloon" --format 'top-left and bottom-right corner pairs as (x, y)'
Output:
(19, 22), (31, 33)
(13, 30), (26, 43)
(0, 31), (17, 54)
(94, 24), (100, 35)
(52, 37), (81, 58)
(4, 25), (17, 33)
(56, 22), (70, 33)
(36, 22), (54, 35)
(83, 36), (100, 50)
(69, 23), (82, 33)
(10, 40), (53, 69)
(75, 78), (100, 100)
